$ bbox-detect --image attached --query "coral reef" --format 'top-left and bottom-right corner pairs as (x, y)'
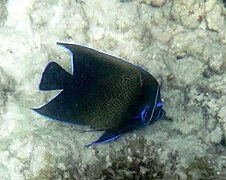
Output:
(96, 137), (178, 179)
(32, 137), (180, 179)
(184, 156), (226, 180)
(32, 137), (226, 179)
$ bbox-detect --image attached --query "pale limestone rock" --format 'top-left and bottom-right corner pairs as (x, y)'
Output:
(138, 0), (166, 7)
(210, 127), (223, 144)
(217, 106), (226, 143)
(171, 0), (205, 29)
(203, 44), (226, 74)
(205, 0), (225, 32)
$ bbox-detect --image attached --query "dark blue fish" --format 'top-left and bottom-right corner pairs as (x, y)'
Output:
(33, 42), (165, 147)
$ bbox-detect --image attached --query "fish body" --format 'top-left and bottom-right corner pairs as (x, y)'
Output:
(33, 42), (165, 146)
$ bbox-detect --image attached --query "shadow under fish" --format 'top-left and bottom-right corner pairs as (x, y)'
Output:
(32, 42), (165, 147)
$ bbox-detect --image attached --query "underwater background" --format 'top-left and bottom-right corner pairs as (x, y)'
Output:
(0, 0), (226, 179)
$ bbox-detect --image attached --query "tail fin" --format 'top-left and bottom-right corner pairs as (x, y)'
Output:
(39, 61), (72, 90)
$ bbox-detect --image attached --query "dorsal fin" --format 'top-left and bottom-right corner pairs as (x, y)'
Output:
(57, 42), (136, 76)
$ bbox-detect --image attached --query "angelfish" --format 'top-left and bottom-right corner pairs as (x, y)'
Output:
(33, 42), (165, 147)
